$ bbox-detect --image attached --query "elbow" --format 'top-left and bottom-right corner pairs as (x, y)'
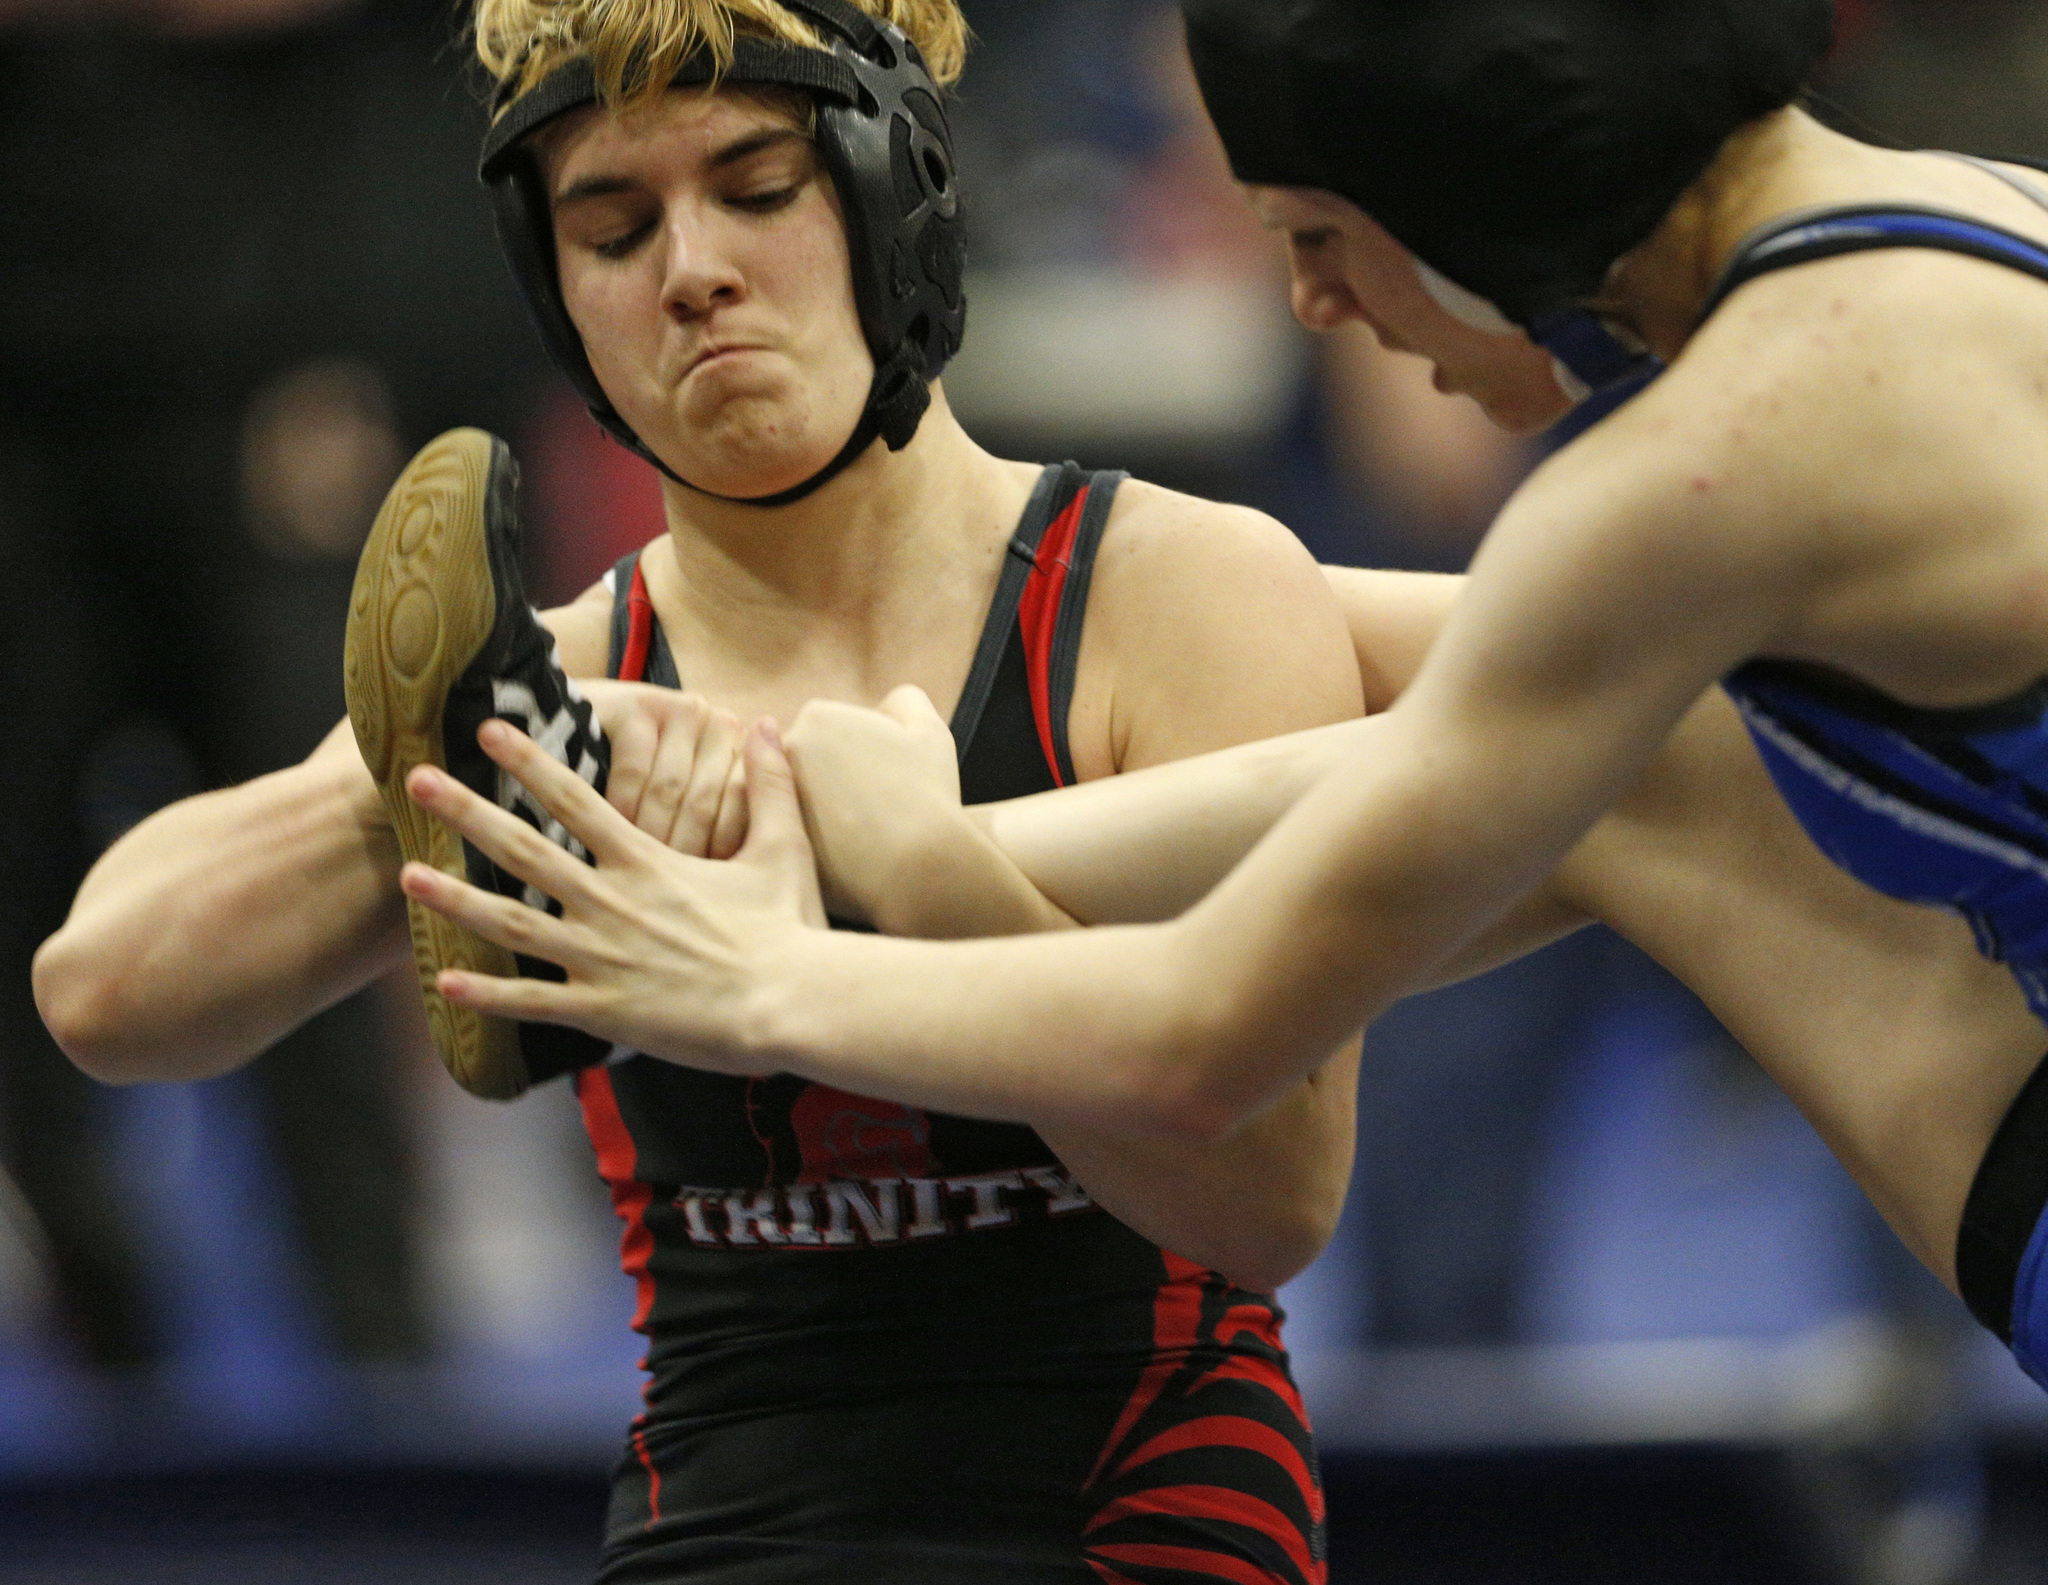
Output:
(32, 931), (170, 1084)
(33, 932), (124, 1080)
(1207, 1198), (1346, 1296)
(1148, 1085), (1256, 1147)
(1256, 1200), (1348, 1294)
(1134, 999), (1276, 1146)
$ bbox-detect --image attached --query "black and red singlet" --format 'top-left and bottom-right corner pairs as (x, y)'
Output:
(573, 464), (1325, 1585)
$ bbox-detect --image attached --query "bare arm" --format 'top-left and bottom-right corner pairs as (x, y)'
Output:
(33, 587), (634, 1086)
(883, 554), (2044, 1293)
(794, 705), (1349, 1290)
(791, 491), (1368, 1291)
(976, 569), (1462, 918)
(973, 566), (1582, 973)
(32, 719), (410, 1082)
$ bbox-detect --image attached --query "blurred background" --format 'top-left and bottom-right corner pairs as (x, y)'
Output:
(3, 0), (2046, 1580)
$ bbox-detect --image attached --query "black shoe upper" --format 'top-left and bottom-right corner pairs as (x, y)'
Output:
(441, 437), (615, 1083)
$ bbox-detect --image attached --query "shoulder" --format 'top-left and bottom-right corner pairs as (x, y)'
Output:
(1666, 249), (2048, 515)
(539, 574), (619, 678)
(1072, 479), (1363, 775)
(1092, 476), (1325, 588)
(1518, 251), (2048, 613)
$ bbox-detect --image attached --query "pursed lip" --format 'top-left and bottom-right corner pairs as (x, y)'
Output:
(684, 342), (772, 378)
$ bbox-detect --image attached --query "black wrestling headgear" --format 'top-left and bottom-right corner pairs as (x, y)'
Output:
(1183, 0), (1834, 331)
(478, 0), (966, 507)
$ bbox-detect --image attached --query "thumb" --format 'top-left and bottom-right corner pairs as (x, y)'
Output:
(879, 683), (946, 732)
(738, 720), (826, 927)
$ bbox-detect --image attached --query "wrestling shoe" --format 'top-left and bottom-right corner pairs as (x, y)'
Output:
(345, 428), (610, 1100)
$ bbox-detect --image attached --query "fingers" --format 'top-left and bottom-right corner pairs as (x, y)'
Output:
(708, 750), (750, 861)
(595, 690), (743, 858)
(603, 702), (661, 826)
(879, 683), (946, 731)
(738, 720), (827, 928)
(585, 679), (678, 823)
(435, 964), (599, 1029)
(604, 690), (700, 828)
(425, 723), (647, 877)
(398, 859), (582, 970)
(404, 759), (596, 912)
(665, 706), (743, 857)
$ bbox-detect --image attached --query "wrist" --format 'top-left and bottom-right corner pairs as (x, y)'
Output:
(737, 921), (842, 1072)
(866, 809), (1003, 939)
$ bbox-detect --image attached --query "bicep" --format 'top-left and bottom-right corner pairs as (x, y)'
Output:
(1320, 566), (1465, 712)
(1387, 437), (1779, 880)
(1041, 501), (1367, 1260)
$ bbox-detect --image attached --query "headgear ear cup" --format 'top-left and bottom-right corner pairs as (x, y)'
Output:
(477, 0), (968, 505)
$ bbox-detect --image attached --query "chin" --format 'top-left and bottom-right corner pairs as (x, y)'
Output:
(1477, 387), (1575, 437)
(633, 387), (849, 500)
(660, 420), (850, 501)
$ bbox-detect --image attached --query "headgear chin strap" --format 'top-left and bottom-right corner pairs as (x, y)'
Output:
(478, 0), (967, 507)
(1529, 309), (1662, 408)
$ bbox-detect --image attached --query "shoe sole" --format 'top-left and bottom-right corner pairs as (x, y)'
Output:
(345, 428), (530, 1101)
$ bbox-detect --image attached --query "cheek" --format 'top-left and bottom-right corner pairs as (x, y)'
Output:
(774, 209), (868, 361)
(558, 254), (654, 368)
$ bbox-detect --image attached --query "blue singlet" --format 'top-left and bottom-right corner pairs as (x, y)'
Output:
(1698, 159), (2048, 1023)
(1695, 155), (2048, 1384)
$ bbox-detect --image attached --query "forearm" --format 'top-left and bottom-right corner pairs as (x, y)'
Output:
(978, 718), (1368, 924)
(33, 725), (409, 1082)
(865, 815), (1074, 939)
(764, 727), (1497, 1136)
(1037, 1040), (1359, 1294)
(752, 913), (1247, 1138)
(867, 813), (1356, 1288)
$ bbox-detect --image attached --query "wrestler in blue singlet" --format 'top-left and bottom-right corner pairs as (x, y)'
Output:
(1698, 155), (2048, 1383)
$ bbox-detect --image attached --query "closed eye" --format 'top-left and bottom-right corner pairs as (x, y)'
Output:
(728, 185), (802, 216)
(594, 221), (656, 260)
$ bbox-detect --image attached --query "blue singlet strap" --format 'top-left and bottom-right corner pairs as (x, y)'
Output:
(1700, 205), (2048, 325)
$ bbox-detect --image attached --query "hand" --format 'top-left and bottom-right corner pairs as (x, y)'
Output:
(784, 686), (971, 929)
(399, 716), (825, 1070)
(579, 681), (748, 858)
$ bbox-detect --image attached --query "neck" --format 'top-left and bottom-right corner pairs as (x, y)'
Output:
(1604, 107), (1888, 360)
(653, 383), (1019, 651)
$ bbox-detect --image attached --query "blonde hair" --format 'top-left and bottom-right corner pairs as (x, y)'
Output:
(476, 0), (968, 116)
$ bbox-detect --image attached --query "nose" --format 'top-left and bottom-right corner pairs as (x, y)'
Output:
(658, 208), (747, 324)
(1289, 265), (1360, 333)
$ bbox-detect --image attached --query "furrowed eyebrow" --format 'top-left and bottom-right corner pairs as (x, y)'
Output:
(552, 128), (809, 205)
